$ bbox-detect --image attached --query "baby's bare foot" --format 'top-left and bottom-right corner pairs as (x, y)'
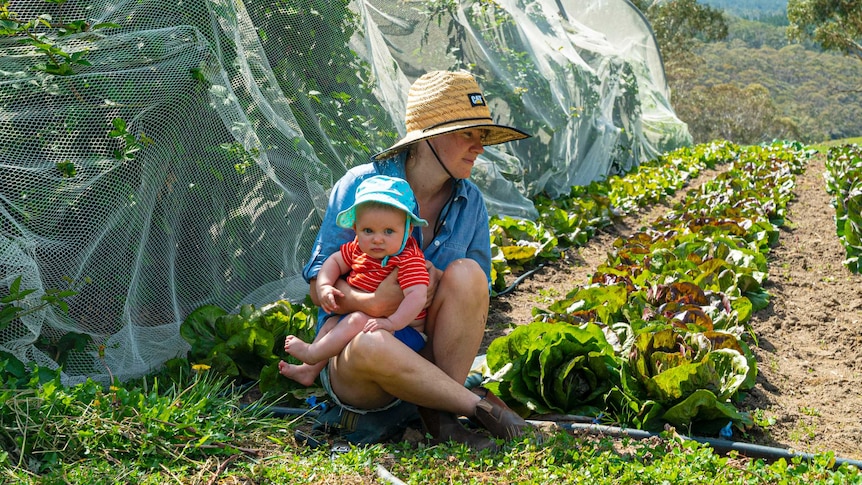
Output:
(283, 335), (320, 364)
(278, 360), (319, 387)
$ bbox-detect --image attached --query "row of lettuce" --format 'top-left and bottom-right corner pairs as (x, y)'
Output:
(825, 144), (862, 273)
(489, 141), (741, 292)
(485, 141), (811, 436)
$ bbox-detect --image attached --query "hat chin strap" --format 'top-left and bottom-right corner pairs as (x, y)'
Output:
(426, 140), (456, 181)
(381, 217), (411, 268)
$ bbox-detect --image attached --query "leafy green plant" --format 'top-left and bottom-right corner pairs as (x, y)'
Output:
(1, 275), (84, 331)
(485, 322), (620, 417)
(109, 118), (153, 162)
(486, 142), (811, 436)
(824, 144), (862, 272)
(179, 299), (317, 399)
(620, 327), (754, 433)
(0, 0), (118, 76)
(1, 275), (92, 369)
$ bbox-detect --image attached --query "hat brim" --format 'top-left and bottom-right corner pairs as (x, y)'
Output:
(336, 196), (429, 230)
(372, 121), (531, 161)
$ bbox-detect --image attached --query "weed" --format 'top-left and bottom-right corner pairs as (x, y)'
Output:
(752, 408), (777, 428)
(800, 406), (821, 417)
(789, 419), (818, 443)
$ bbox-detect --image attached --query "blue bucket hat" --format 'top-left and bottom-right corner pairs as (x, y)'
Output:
(336, 175), (428, 265)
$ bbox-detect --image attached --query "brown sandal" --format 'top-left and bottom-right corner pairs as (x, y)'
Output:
(418, 406), (498, 451)
(470, 387), (529, 440)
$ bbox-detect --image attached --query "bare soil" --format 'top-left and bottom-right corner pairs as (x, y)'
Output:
(485, 152), (862, 461)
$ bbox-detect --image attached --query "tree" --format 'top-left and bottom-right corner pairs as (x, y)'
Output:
(675, 82), (800, 144)
(631, 0), (728, 58)
(787, 0), (862, 62)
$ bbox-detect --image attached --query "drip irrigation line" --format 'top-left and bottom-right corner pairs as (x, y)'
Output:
(536, 420), (862, 470)
(243, 404), (321, 419)
(494, 262), (547, 297)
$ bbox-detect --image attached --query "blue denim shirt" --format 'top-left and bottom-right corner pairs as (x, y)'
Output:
(302, 152), (492, 288)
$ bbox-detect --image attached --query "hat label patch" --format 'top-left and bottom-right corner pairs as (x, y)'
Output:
(468, 93), (485, 107)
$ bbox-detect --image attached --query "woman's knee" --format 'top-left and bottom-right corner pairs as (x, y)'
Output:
(342, 329), (392, 368)
(440, 258), (488, 298)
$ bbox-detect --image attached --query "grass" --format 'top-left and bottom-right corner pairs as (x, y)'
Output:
(808, 137), (862, 153)
(1, 366), (861, 484)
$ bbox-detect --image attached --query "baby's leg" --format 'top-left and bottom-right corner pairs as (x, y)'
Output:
(285, 312), (368, 364)
(410, 317), (426, 335)
(281, 315), (338, 384)
(285, 315), (337, 352)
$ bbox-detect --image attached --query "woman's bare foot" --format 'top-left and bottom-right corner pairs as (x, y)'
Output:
(278, 360), (320, 386)
(284, 335), (322, 364)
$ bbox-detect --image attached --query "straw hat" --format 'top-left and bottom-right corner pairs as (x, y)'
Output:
(372, 70), (531, 160)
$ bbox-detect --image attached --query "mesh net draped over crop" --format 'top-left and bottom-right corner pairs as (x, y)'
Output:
(0, 0), (690, 383)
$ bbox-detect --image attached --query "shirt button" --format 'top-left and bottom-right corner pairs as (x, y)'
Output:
(434, 240), (440, 247)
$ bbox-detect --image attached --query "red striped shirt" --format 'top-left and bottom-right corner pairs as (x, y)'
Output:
(341, 237), (429, 319)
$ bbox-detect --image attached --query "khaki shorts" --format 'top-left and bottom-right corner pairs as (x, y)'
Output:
(319, 362), (402, 415)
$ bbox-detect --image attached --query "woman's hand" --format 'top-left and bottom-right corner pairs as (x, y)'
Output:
(366, 269), (404, 316)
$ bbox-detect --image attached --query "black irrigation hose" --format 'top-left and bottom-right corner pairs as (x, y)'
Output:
(494, 262), (547, 297)
(540, 420), (862, 470)
(259, 405), (320, 417)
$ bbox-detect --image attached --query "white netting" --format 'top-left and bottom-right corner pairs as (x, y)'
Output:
(0, 0), (690, 384)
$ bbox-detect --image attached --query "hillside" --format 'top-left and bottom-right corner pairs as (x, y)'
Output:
(663, 2), (862, 144)
(693, 42), (862, 142)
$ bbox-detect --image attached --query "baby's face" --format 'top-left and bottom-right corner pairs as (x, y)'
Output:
(354, 204), (408, 259)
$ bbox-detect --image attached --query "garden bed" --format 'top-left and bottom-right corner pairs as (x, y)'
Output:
(487, 151), (862, 460)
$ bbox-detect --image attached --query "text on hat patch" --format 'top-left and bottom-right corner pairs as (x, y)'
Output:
(468, 93), (486, 107)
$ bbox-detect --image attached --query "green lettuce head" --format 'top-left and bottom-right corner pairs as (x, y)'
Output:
(486, 322), (621, 417)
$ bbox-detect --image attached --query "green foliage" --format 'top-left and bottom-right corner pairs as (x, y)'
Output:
(787, 0), (862, 62)
(824, 144), (862, 272)
(654, 3), (862, 144)
(0, 360), (284, 474)
(247, 0), (396, 173)
(622, 328), (754, 433)
(489, 216), (559, 292)
(108, 118), (152, 162)
(490, 141), (740, 293)
(486, 322), (620, 417)
(631, 0), (729, 57)
(677, 40), (862, 143)
(3, 394), (859, 483)
(0, 0), (118, 76)
(673, 80), (801, 145)
(179, 299), (318, 399)
(1, 275), (92, 368)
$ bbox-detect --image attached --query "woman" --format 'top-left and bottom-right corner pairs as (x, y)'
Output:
(301, 70), (531, 449)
